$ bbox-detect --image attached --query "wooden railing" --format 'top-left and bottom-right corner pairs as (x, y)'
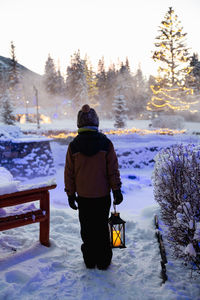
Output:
(0, 185), (56, 247)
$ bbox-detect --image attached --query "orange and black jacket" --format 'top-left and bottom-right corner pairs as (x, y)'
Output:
(64, 130), (121, 198)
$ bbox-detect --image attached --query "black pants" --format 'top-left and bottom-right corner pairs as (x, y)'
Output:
(78, 195), (112, 269)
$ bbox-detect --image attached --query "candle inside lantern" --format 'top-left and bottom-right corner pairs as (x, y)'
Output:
(113, 230), (121, 247)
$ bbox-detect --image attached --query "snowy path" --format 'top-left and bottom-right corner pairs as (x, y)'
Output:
(1, 203), (200, 300)
(0, 204), (163, 300)
(1, 137), (200, 299)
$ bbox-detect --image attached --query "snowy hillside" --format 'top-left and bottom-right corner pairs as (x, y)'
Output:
(0, 56), (41, 78)
(0, 122), (200, 299)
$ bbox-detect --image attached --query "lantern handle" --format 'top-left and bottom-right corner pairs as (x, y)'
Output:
(113, 203), (117, 213)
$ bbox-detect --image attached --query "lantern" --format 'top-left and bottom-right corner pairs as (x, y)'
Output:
(108, 206), (126, 248)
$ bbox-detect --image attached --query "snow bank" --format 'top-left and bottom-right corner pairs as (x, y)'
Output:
(1, 128), (200, 299)
(0, 124), (50, 142)
(0, 166), (56, 196)
(0, 167), (19, 196)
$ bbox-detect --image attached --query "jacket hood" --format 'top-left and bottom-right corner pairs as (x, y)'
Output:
(70, 131), (109, 157)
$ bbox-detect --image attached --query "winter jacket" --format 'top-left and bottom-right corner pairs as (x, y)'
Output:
(64, 130), (121, 198)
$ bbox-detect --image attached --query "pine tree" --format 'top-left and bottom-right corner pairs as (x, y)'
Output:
(113, 85), (128, 128)
(187, 53), (200, 94)
(9, 41), (19, 87)
(96, 57), (107, 114)
(131, 65), (148, 117)
(66, 50), (88, 109)
(44, 54), (58, 95)
(117, 59), (138, 117)
(84, 58), (98, 106)
(105, 63), (117, 113)
(125, 57), (130, 72)
(153, 7), (190, 85)
(0, 87), (15, 125)
(7, 41), (24, 108)
(147, 7), (197, 113)
(54, 68), (65, 96)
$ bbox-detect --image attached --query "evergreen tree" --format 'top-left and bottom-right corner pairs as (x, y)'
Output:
(9, 41), (19, 87)
(54, 67), (65, 96)
(153, 7), (190, 85)
(7, 41), (24, 108)
(147, 7), (196, 113)
(105, 63), (117, 113)
(131, 65), (148, 117)
(125, 57), (130, 72)
(113, 85), (128, 128)
(85, 58), (98, 106)
(187, 53), (200, 94)
(96, 57), (107, 114)
(117, 60), (135, 116)
(44, 54), (58, 95)
(66, 50), (88, 109)
(0, 87), (15, 125)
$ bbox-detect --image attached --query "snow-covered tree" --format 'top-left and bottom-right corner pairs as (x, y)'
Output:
(187, 53), (200, 94)
(113, 86), (128, 128)
(44, 54), (58, 95)
(7, 41), (24, 108)
(105, 63), (117, 112)
(96, 57), (107, 114)
(54, 68), (65, 96)
(8, 41), (19, 87)
(84, 56), (98, 107)
(66, 50), (88, 109)
(147, 7), (198, 113)
(131, 65), (148, 118)
(0, 88), (15, 125)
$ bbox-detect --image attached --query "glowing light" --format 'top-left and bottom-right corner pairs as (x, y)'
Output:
(46, 127), (186, 139)
(47, 132), (77, 139)
(20, 114), (26, 124)
(113, 230), (121, 247)
(148, 6), (200, 114)
(40, 114), (51, 124)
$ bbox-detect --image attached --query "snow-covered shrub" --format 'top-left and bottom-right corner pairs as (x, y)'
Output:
(152, 144), (200, 270)
(0, 167), (19, 195)
(152, 115), (184, 129)
(112, 94), (128, 129)
(0, 125), (23, 140)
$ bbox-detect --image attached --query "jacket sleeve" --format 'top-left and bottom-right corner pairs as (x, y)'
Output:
(106, 140), (122, 191)
(64, 144), (76, 196)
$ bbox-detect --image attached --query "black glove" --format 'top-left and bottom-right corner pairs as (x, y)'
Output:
(113, 189), (123, 205)
(68, 194), (78, 210)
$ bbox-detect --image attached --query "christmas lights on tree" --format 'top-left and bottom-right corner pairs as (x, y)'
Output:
(147, 7), (199, 114)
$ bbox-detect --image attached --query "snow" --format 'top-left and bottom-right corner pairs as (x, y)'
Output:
(185, 243), (197, 257)
(0, 167), (56, 197)
(0, 167), (19, 195)
(0, 120), (200, 300)
(0, 124), (51, 142)
(16, 118), (200, 134)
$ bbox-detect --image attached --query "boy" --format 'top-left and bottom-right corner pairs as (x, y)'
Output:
(64, 104), (123, 269)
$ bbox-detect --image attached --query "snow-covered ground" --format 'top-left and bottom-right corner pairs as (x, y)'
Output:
(17, 118), (200, 134)
(1, 120), (200, 300)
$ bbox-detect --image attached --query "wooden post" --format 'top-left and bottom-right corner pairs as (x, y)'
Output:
(33, 85), (40, 129)
(40, 191), (50, 247)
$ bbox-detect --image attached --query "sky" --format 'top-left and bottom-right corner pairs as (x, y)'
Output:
(0, 0), (200, 77)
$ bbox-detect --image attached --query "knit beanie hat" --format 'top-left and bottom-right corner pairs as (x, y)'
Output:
(77, 104), (99, 128)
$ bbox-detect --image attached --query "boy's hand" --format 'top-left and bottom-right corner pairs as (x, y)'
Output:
(113, 189), (123, 205)
(68, 194), (78, 210)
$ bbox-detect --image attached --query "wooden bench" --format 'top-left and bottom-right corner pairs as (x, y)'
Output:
(0, 185), (56, 247)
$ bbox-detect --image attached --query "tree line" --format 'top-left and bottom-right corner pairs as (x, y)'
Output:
(1, 6), (200, 127)
(43, 51), (150, 120)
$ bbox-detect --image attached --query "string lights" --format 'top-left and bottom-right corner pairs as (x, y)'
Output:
(147, 7), (199, 114)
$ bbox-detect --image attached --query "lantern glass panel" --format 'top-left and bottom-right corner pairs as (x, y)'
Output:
(108, 212), (126, 248)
